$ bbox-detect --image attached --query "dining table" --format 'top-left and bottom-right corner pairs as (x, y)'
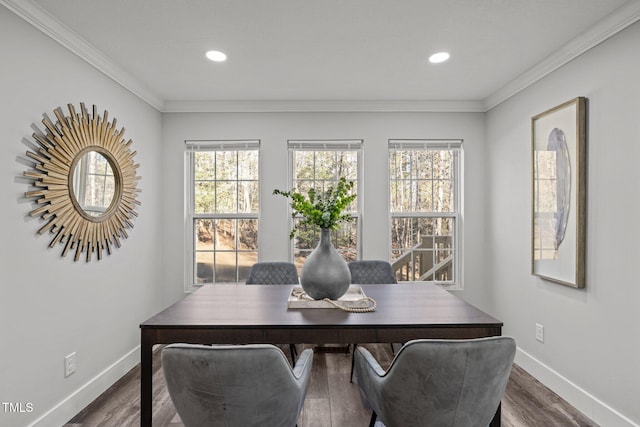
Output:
(140, 282), (504, 426)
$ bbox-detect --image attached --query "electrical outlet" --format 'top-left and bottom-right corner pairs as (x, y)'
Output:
(535, 323), (544, 343)
(65, 352), (76, 377)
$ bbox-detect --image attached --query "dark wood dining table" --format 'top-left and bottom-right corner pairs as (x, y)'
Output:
(140, 283), (504, 426)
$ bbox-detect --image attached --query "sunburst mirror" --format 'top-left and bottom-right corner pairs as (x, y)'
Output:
(23, 103), (141, 262)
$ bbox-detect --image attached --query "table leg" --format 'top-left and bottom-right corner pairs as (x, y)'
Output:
(490, 402), (501, 427)
(140, 331), (154, 427)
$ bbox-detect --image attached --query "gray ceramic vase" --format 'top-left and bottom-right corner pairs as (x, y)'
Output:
(300, 228), (351, 300)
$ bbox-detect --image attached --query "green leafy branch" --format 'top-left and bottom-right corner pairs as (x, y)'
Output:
(273, 177), (357, 239)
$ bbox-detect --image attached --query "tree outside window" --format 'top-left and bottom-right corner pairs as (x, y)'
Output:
(389, 140), (462, 287)
(186, 141), (259, 287)
(289, 140), (361, 269)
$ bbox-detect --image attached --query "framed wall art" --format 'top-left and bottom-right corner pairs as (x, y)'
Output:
(531, 97), (586, 288)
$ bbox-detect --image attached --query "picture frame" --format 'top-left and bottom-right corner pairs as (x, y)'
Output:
(531, 97), (586, 288)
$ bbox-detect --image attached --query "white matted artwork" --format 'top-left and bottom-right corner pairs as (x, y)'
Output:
(531, 97), (586, 288)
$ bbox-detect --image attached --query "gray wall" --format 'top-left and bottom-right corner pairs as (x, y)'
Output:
(0, 7), (164, 426)
(486, 20), (640, 426)
(160, 112), (488, 307)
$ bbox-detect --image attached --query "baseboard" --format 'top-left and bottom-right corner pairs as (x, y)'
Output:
(515, 347), (639, 427)
(27, 345), (140, 427)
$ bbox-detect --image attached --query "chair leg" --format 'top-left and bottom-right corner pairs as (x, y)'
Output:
(289, 344), (298, 363)
(349, 343), (357, 383)
(368, 411), (377, 427)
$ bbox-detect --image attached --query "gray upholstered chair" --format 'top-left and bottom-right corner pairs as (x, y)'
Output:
(245, 262), (299, 361)
(354, 337), (516, 427)
(348, 260), (397, 382)
(348, 260), (397, 285)
(162, 343), (313, 427)
(245, 261), (299, 285)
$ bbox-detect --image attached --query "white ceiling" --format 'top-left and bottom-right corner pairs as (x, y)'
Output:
(5, 0), (640, 111)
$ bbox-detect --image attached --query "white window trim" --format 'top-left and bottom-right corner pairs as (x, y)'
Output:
(388, 139), (464, 289)
(287, 139), (363, 262)
(184, 140), (260, 292)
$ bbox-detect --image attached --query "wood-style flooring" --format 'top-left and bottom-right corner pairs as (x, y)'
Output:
(65, 344), (597, 427)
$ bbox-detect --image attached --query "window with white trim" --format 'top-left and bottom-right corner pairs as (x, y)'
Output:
(389, 140), (462, 288)
(288, 140), (361, 269)
(185, 141), (259, 288)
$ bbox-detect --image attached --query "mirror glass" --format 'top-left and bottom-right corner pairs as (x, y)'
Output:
(72, 151), (116, 217)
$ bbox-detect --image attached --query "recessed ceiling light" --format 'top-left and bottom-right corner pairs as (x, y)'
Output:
(429, 52), (450, 64)
(206, 50), (227, 62)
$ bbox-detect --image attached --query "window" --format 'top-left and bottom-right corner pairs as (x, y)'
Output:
(185, 141), (259, 288)
(288, 140), (361, 269)
(389, 140), (462, 288)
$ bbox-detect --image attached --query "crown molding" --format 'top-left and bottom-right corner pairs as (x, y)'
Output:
(1, 0), (164, 110)
(484, 0), (640, 111)
(161, 99), (486, 113)
(4, 0), (640, 114)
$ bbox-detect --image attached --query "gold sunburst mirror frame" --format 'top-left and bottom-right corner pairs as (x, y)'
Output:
(23, 103), (141, 262)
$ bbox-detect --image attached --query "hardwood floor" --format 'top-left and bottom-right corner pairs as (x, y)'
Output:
(65, 344), (597, 427)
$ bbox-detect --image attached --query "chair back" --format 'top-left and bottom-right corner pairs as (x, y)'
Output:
(245, 262), (299, 284)
(348, 260), (396, 284)
(356, 337), (516, 427)
(162, 343), (312, 427)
